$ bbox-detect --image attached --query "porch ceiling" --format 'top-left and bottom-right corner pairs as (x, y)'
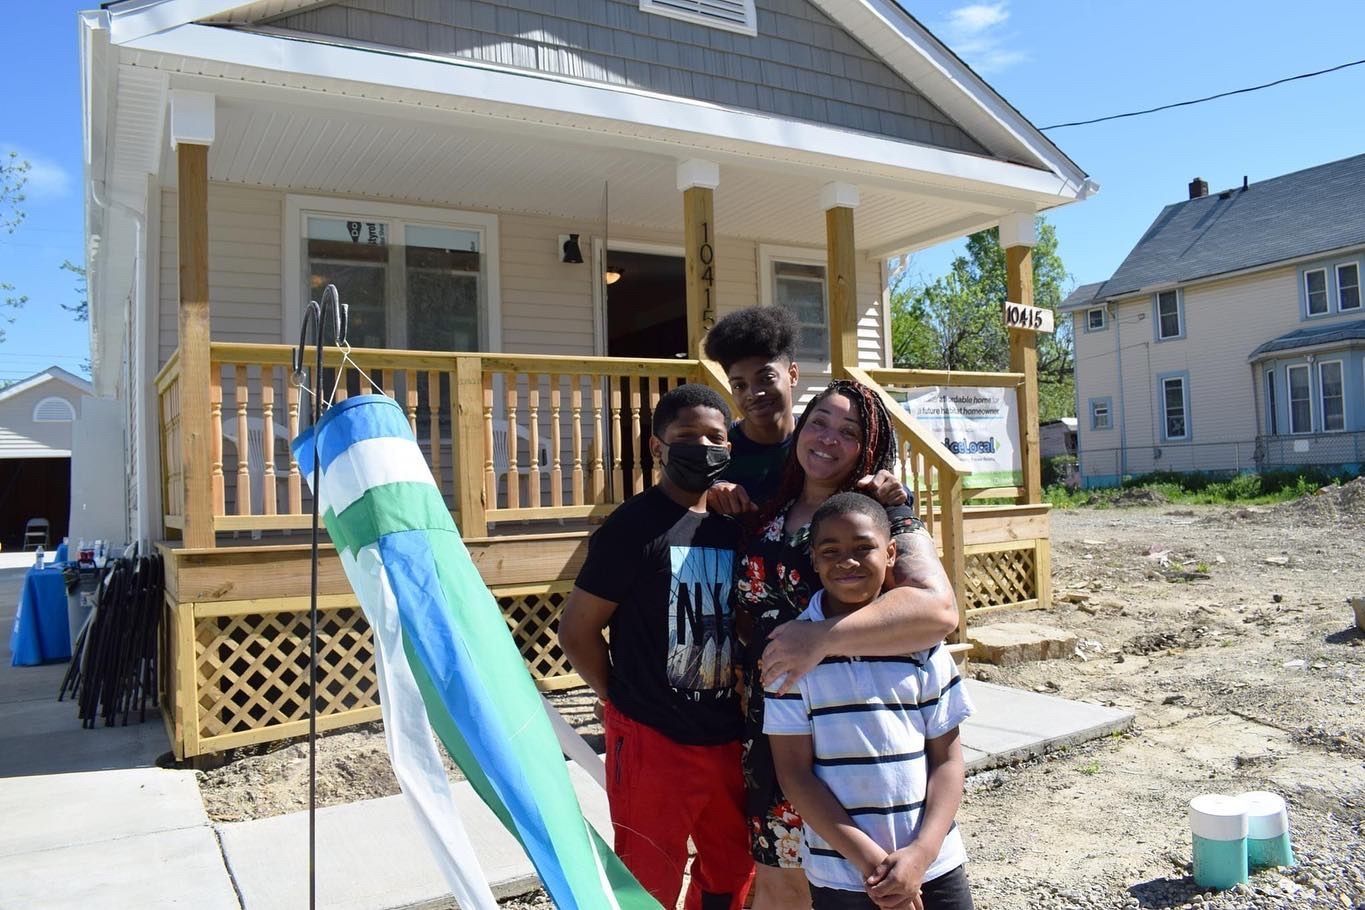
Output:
(174, 93), (997, 253)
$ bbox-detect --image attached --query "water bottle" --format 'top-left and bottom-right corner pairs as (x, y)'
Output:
(34, 546), (44, 569)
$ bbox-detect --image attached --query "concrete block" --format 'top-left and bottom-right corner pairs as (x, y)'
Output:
(967, 622), (1078, 667)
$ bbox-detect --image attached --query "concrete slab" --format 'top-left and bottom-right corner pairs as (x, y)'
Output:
(0, 768), (207, 857)
(960, 680), (1134, 773)
(0, 825), (239, 910)
(967, 621), (1078, 666)
(220, 759), (611, 910)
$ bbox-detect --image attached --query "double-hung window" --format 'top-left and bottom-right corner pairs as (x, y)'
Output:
(760, 246), (829, 364)
(1086, 307), (1106, 331)
(1319, 361), (1345, 432)
(1155, 290), (1183, 340)
(1338, 263), (1361, 311)
(1161, 376), (1188, 440)
(1304, 269), (1329, 316)
(1287, 364), (1312, 434)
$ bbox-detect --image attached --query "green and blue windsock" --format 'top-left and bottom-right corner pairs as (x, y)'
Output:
(292, 394), (659, 910)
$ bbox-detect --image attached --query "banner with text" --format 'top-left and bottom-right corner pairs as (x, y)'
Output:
(901, 386), (1021, 489)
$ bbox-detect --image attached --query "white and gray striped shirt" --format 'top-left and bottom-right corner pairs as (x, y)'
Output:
(763, 591), (973, 892)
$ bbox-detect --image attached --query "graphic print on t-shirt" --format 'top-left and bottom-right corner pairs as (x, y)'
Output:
(667, 546), (735, 697)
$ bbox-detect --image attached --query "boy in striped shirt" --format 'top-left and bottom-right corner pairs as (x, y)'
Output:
(764, 493), (975, 909)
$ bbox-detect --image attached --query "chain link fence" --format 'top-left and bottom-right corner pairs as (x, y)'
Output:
(1079, 432), (1365, 486)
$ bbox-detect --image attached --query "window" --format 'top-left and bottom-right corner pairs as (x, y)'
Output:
(1338, 263), (1361, 311)
(639, 0), (757, 35)
(1086, 307), (1106, 331)
(1264, 369), (1277, 435)
(1155, 290), (1183, 340)
(1304, 268), (1329, 316)
(759, 246), (829, 363)
(1319, 361), (1345, 432)
(1089, 398), (1112, 431)
(32, 396), (76, 422)
(1161, 376), (1188, 440)
(1287, 364), (1312, 434)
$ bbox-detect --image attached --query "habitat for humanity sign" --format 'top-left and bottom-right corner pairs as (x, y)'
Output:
(901, 387), (1021, 489)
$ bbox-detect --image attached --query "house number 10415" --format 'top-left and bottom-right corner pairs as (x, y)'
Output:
(699, 221), (715, 329)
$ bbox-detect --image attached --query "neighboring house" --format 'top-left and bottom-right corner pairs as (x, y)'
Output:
(0, 367), (92, 549)
(1064, 155), (1365, 487)
(80, 0), (1091, 758)
(1040, 416), (1076, 459)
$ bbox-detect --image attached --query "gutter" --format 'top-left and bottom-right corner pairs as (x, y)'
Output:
(1111, 300), (1127, 478)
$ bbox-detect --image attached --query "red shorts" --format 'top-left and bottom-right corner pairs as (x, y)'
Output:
(604, 702), (754, 909)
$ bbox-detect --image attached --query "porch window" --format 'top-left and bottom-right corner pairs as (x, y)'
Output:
(1086, 307), (1106, 331)
(1155, 290), (1183, 340)
(1161, 376), (1188, 440)
(1304, 269), (1329, 316)
(1319, 360), (1345, 432)
(1338, 263), (1361, 311)
(306, 217), (483, 351)
(760, 246), (830, 364)
(1264, 369), (1277, 435)
(1287, 364), (1312, 434)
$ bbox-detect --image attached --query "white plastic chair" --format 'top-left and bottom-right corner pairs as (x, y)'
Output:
(490, 419), (549, 506)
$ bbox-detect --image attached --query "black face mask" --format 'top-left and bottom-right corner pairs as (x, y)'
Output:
(658, 440), (730, 492)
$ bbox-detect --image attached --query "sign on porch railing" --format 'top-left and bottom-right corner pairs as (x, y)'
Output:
(901, 386), (1022, 488)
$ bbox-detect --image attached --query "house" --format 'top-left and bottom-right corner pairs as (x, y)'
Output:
(0, 367), (92, 550)
(80, 0), (1091, 757)
(1040, 416), (1076, 459)
(1064, 155), (1365, 488)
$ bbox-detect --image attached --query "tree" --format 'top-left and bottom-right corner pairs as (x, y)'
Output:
(891, 217), (1076, 421)
(61, 259), (87, 322)
(1, 152), (30, 343)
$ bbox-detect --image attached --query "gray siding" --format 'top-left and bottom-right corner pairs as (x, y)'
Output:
(266, 0), (986, 153)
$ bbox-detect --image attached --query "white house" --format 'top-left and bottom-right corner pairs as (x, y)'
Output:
(0, 367), (92, 549)
(1064, 155), (1365, 487)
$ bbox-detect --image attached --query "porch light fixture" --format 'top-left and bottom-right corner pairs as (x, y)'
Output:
(559, 234), (584, 264)
(604, 267), (624, 285)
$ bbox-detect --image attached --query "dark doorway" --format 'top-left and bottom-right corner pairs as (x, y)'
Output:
(604, 251), (687, 495)
(0, 458), (71, 550)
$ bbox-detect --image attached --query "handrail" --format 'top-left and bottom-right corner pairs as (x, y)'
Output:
(155, 349), (182, 393)
(866, 367), (1024, 389)
(845, 366), (970, 476)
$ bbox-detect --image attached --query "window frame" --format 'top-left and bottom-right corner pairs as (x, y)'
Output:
(1337, 262), (1361, 312)
(32, 396), (77, 423)
(1085, 307), (1107, 332)
(1263, 368), (1277, 435)
(1303, 267), (1330, 318)
(1286, 363), (1314, 435)
(758, 244), (831, 369)
(1088, 397), (1112, 431)
(1153, 289), (1184, 341)
(1317, 359), (1346, 433)
(283, 195), (501, 354)
(638, 0), (758, 36)
(1158, 373), (1190, 441)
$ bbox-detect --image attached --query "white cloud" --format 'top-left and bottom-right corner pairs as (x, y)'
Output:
(941, 2), (1027, 75)
(1, 146), (72, 200)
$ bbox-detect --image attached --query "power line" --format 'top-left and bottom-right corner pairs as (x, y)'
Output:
(1041, 57), (1365, 131)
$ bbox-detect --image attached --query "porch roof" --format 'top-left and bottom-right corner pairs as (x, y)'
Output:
(1249, 317), (1365, 360)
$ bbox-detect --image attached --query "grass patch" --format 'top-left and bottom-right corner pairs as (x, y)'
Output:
(1046, 469), (1348, 509)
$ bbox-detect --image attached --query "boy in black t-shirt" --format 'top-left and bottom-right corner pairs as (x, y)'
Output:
(560, 384), (754, 910)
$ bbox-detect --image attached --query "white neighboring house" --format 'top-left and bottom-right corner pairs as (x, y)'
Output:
(0, 367), (92, 549)
(1064, 155), (1365, 488)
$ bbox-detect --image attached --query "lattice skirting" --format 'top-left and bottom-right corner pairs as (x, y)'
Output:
(963, 541), (1043, 613)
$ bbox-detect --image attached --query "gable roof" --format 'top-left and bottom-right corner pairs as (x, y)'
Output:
(1061, 281), (1103, 311)
(0, 367), (93, 405)
(1065, 153), (1365, 309)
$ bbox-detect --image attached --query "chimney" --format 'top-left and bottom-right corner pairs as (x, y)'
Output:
(1189, 177), (1209, 199)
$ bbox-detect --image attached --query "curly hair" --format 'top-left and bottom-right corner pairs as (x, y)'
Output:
(702, 306), (796, 371)
(756, 380), (899, 528)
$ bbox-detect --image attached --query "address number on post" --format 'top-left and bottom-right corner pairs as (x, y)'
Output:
(1003, 300), (1055, 334)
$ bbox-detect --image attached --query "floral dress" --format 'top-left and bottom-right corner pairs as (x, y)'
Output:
(733, 499), (920, 868)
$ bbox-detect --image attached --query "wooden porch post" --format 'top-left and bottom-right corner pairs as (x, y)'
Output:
(678, 160), (720, 362)
(1001, 212), (1041, 504)
(172, 92), (216, 548)
(823, 183), (860, 378)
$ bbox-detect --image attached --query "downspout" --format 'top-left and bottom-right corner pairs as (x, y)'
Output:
(1110, 300), (1127, 478)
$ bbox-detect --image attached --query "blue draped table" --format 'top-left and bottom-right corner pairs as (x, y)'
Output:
(9, 563), (71, 666)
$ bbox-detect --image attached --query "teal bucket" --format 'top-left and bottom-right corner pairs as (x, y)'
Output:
(1189, 795), (1248, 890)
(1240, 791), (1294, 870)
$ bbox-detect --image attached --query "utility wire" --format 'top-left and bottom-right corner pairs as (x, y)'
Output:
(1041, 57), (1365, 130)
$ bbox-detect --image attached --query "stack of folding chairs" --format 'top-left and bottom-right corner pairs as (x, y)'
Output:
(59, 553), (164, 728)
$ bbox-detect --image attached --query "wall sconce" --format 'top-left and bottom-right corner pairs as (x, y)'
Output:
(604, 267), (624, 285)
(559, 234), (584, 264)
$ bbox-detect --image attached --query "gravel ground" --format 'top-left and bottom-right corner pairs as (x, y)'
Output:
(196, 482), (1365, 909)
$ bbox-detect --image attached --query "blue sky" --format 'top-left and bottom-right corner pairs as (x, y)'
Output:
(3, 1), (1365, 382)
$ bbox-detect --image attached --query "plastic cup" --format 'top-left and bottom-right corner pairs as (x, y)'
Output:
(1238, 791), (1294, 870)
(1190, 794), (1248, 890)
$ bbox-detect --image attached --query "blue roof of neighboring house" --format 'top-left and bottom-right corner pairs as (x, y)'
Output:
(1249, 317), (1365, 358)
(1061, 153), (1365, 310)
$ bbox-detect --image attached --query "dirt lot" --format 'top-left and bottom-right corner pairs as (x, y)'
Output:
(198, 481), (1365, 909)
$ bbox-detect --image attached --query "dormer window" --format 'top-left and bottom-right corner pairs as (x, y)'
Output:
(639, 0), (757, 36)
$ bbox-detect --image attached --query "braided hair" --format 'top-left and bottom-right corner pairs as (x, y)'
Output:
(756, 379), (899, 529)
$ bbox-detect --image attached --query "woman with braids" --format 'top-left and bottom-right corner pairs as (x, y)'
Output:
(732, 379), (959, 909)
